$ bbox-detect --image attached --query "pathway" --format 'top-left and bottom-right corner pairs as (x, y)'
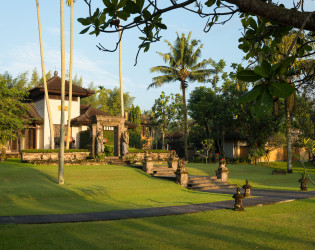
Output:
(1, 189), (314, 225)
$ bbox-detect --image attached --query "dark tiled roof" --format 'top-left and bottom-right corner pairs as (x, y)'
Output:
(24, 103), (43, 124)
(72, 105), (138, 129)
(28, 71), (95, 99)
(71, 105), (111, 125)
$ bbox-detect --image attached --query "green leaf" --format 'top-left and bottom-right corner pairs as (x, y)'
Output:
(268, 81), (295, 98)
(254, 88), (273, 118)
(254, 60), (271, 78)
(99, 13), (106, 24)
(136, 0), (145, 10)
(156, 23), (167, 29)
(102, 0), (112, 8)
(249, 18), (257, 30)
(117, 0), (127, 9)
(142, 9), (151, 19)
(238, 85), (264, 104)
(205, 0), (216, 7)
(117, 11), (130, 20)
(124, 0), (141, 14)
(79, 26), (90, 34)
(271, 56), (295, 76)
(78, 18), (91, 26)
(237, 70), (263, 82)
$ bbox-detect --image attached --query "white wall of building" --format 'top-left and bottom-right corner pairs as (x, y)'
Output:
(38, 97), (81, 149)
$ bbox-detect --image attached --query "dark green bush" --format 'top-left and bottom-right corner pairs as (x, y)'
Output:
(104, 145), (114, 156)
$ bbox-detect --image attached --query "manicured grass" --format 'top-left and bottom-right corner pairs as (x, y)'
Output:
(1, 198), (314, 249)
(187, 162), (315, 191)
(0, 159), (230, 216)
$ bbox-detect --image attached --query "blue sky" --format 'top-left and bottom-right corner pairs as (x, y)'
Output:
(1, 1), (314, 111)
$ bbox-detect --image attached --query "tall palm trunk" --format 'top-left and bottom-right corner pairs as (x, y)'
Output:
(181, 81), (188, 160)
(36, 0), (54, 149)
(286, 101), (292, 173)
(66, 0), (73, 149)
(58, 0), (65, 185)
(119, 28), (124, 117)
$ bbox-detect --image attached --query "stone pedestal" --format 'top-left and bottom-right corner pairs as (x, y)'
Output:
(175, 160), (189, 188)
(143, 159), (154, 174)
(216, 159), (229, 182)
(242, 180), (252, 197)
(168, 158), (178, 171)
(176, 171), (189, 187)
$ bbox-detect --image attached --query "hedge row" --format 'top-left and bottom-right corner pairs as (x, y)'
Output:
(21, 149), (89, 153)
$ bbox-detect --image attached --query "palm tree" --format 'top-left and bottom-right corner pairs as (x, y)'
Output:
(66, 0), (73, 149)
(35, 0), (55, 149)
(149, 32), (212, 160)
(58, 0), (65, 185)
(209, 59), (226, 95)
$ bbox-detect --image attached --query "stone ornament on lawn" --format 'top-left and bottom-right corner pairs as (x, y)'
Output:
(242, 180), (252, 197)
(299, 173), (308, 191)
(216, 158), (229, 182)
(233, 187), (245, 211)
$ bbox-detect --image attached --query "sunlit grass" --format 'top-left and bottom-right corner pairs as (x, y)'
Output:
(1, 198), (314, 249)
(187, 162), (315, 191)
(0, 159), (230, 216)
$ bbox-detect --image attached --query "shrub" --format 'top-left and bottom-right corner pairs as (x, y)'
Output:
(104, 145), (114, 156)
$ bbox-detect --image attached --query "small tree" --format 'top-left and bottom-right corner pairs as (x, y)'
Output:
(201, 139), (214, 163)
(0, 81), (29, 150)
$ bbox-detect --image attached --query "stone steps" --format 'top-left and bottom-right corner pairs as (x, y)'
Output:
(188, 175), (236, 191)
(152, 165), (175, 177)
(104, 157), (127, 165)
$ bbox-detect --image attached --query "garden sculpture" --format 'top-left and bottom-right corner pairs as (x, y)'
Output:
(232, 187), (245, 211)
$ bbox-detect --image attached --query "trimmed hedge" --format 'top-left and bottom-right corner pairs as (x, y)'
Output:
(128, 148), (170, 153)
(21, 149), (89, 153)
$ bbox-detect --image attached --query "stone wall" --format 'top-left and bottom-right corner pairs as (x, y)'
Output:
(125, 152), (170, 162)
(21, 152), (90, 163)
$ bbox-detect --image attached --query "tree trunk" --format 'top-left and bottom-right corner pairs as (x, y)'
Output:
(66, 0), (73, 149)
(162, 130), (165, 150)
(181, 82), (188, 160)
(221, 127), (225, 158)
(36, 0), (54, 149)
(286, 102), (292, 173)
(58, 0), (65, 185)
(119, 27), (124, 117)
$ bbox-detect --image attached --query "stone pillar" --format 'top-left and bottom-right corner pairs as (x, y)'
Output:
(168, 158), (178, 171)
(216, 159), (229, 182)
(143, 158), (154, 174)
(90, 123), (97, 158)
(175, 160), (189, 188)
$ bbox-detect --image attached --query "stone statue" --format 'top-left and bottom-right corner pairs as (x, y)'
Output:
(121, 131), (129, 156)
(96, 130), (104, 155)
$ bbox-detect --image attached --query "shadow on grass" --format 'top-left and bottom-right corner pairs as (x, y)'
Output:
(0, 159), (114, 216)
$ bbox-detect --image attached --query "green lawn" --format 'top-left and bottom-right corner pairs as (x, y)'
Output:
(187, 162), (315, 191)
(1, 198), (314, 249)
(1, 159), (315, 249)
(0, 159), (230, 216)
